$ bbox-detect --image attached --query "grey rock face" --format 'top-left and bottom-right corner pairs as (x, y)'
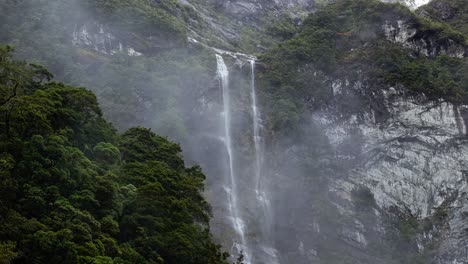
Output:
(272, 13), (468, 262)
(223, 1), (263, 15)
(313, 76), (468, 263)
(66, 1), (468, 263)
(217, 0), (313, 14)
(418, 0), (458, 22)
(178, 0), (317, 51)
(382, 19), (466, 58)
(72, 22), (142, 56)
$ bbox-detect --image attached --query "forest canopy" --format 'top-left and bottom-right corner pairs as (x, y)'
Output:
(0, 45), (228, 264)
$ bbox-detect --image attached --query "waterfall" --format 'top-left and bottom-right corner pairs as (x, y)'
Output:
(251, 60), (262, 191)
(250, 59), (269, 233)
(250, 60), (279, 264)
(216, 54), (251, 263)
(215, 55), (279, 264)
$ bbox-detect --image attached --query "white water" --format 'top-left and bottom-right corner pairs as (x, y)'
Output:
(251, 60), (262, 191)
(215, 55), (279, 264)
(216, 54), (251, 263)
(250, 60), (280, 264)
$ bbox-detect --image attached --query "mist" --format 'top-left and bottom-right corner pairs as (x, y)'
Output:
(1, 0), (467, 263)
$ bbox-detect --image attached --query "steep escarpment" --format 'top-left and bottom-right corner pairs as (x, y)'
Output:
(259, 0), (468, 263)
(2, 0), (468, 263)
(0, 0), (188, 57)
(0, 0), (221, 141)
(260, 0), (467, 136)
(0, 0), (441, 139)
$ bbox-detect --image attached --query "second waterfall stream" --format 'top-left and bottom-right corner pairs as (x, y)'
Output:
(216, 54), (279, 264)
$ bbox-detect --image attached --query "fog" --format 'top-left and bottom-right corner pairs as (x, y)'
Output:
(0, 0), (440, 263)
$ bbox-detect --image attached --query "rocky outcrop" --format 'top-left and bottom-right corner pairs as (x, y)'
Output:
(219, 0), (314, 15)
(64, 1), (468, 263)
(382, 19), (466, 58)
(178, 0), (314, 51)
(72, 22), (142, 56)
(70, 0), (441, 56)
(313, 76), (468, 263)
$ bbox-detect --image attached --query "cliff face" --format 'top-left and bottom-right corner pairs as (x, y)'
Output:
(212, 0), (314, 15)
(257, 1), (468, 263)
(382, 19), (466, 57)
(61, 0), (436, 56)
(324, 17), (467, 219)
(316, 80), (468, 264)
(321, 40), (468, 264)
(72, 22), (143, 56)
(2, 0), (468, 263)
(265, 62), (468, 263)
(419, 0), (468, 36)
(322, 11), (468, 263)
(68, 1), (468, 263)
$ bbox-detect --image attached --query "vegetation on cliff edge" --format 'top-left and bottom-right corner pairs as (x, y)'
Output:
(259, 0), (468, 134)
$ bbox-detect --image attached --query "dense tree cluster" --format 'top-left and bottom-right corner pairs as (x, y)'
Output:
(0, 46), (228, 264)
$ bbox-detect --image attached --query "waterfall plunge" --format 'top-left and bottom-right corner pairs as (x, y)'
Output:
(216, 55), (279, 264)
(216, 54), (251, 263)
(250, 60), (279, 264)
(251, 60), (262, 192)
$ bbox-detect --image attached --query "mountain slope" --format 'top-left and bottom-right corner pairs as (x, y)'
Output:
(419, 0), (468, 35)
(257, 0), (468, 263)
(2, 0), (468, 263)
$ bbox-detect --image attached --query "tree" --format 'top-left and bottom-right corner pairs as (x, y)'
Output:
(0, 47), (228, 264)
(0, 241), (18, 264)
(234, 252), (245, 264)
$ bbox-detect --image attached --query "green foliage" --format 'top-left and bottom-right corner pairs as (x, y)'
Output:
(83, 0), (187, 43)
(380, 208), (430, 264)
(93, 143), (120, 165)
(371, 47), (468, 102)
(259, 0), (468, 134)
(235, 13), (299, 53)
(266, 14), (298, 41)
(0, 47), (227, 264)
(0, 0), (221, 143)
(0, 241), (18, 264)
(420, 0), (468, 36)
(0, 0), (187, 47)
